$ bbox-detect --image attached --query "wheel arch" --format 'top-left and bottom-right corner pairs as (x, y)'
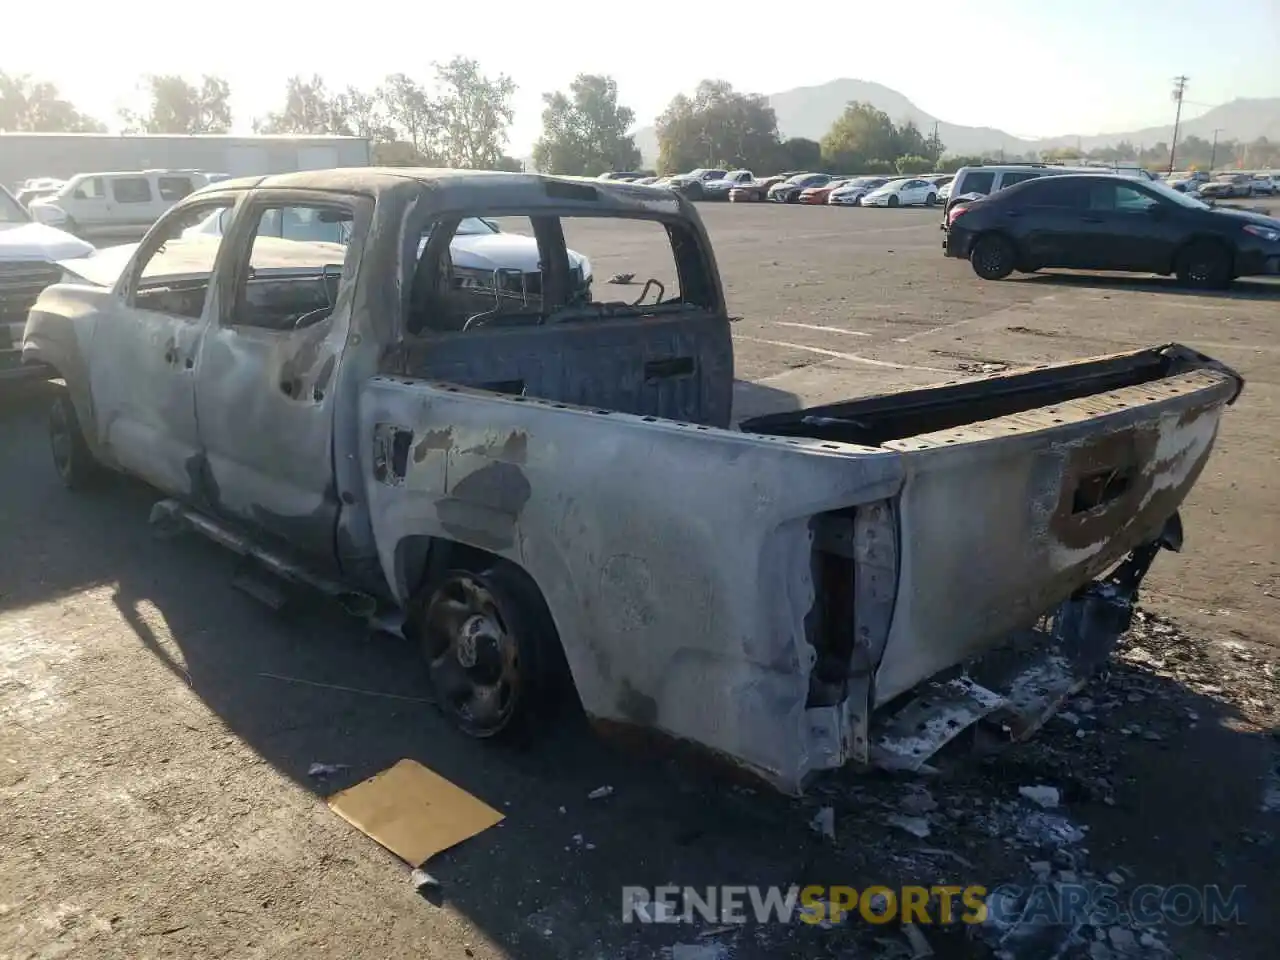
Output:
(1170, 232), (1237, 275)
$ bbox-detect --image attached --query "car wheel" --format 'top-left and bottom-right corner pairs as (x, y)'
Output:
(925, 193), (937, 206)
(970, 234), (1017, 281)
(887, 195), (900, 208)
(49, 387), (100, 490)
(854, 196), (863, 206)
(1174, 241), (1232, 289)
(412, 563), (565, 740)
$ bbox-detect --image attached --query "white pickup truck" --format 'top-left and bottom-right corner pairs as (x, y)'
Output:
(22, 168), (1244, 793)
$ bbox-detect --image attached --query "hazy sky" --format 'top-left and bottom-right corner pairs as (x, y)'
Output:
(10, 0), (1278, 151)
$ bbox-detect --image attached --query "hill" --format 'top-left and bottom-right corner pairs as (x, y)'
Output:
(630, 79), (1279, 166)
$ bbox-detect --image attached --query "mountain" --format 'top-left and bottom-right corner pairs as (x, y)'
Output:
(630, 79), (1279, 165)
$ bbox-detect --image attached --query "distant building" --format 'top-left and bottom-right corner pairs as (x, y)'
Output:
(1, 133), (372, 189)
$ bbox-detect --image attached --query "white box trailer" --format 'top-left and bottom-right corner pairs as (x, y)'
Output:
(1, 134), (371, 190)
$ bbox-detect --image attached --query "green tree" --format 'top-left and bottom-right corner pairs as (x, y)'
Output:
(895, 154), (934, 175)
(778, 136), (821, 172)
(820, 101), (898, 172)
(120, 74), (231, 134)
(378, 73), (440, 160)
(0, 71), (104, 132)
(935, 154), (987, 173)
(892, 121), (929, 161)
(655, 80), (780, 174)
(432, 56), (516, 169)
(254, 75), (353, 134)
(532, 74), (641, 175)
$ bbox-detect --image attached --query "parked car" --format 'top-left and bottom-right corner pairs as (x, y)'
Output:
(1200, 173), (1253, 199)
(0, 184), (94, 381)
(664, 168), (728, 200)
(729, 175), (786, 202)
(14, 177), (65, 208)
(28, 169), (212, 241)
(940, 163), (1159, 220)
(828, 177), (890, 206)
(700, 170), (756, 201)
(768, 173), (832, 203)
(861, 177), (939, 207)
(1249, 174), (1276, 196)
(799, 179), (850, 204)
(21, 167), (1241, 794)
(944, 173), (1280, 288)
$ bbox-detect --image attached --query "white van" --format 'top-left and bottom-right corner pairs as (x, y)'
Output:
(28, 169), (212, 241)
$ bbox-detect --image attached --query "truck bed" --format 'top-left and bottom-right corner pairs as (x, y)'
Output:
(359, 342), (1243, 792)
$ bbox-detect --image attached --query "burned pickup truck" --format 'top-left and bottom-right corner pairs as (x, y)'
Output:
(23, 168), (1243, 793)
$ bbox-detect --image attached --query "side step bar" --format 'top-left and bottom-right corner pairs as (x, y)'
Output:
(149, 499), (394, 629)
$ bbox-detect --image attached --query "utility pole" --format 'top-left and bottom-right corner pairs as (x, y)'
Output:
(1168, 75), (1188, 174)
(930, 120), (941, 162)
(1209, 128), (1223, 172)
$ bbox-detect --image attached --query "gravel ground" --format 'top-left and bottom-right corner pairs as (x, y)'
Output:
(2, 200), (1278, 960)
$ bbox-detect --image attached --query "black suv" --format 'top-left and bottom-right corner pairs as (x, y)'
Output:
(945, 174), (1280, 288)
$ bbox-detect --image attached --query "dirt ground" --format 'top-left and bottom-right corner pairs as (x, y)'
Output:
(2, 200), (1278, 960)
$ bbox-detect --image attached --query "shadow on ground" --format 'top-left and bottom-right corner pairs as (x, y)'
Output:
(2, 379), (1277, 959)
(1010, 272), (1280, 300)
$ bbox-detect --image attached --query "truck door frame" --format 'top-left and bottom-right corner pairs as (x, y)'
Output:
(192, 187), (374, 569)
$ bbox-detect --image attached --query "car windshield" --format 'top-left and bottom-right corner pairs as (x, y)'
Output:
(703, 171), (726, 180)
(688, 169), (710, 178)
(785, 173), (813, 184)
(454, 217), (499, 236)
(0, 187), (29, 223)
(1143, 178), (1212, 210)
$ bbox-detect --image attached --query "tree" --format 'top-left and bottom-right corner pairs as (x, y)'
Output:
(532, 74), (641, 175)
(254, 75), (352, 134)
(892, 121), (929, 162)
(778, 137), (821, 172)
(895, 155), (933, 175)
(0, 71), (104, 132)
(378, 73), (439, 159)
(120, 74), (231, 134)
(333, 85), (395, 142)
(935, 154), (987, 173)
(655, 80), (780, 174)
(820, 101), (898, 172)
(432, 56), (516, 169)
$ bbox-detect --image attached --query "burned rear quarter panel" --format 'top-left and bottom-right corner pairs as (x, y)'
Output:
(358, 377), (905, 788)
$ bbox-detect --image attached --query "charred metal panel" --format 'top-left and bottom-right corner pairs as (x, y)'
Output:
(399, 312), (733, 427)
(873, 367), (1238, 706)
(359, 376), (904, 792)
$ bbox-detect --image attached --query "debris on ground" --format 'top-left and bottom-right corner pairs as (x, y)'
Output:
(809, 805), (836, 840)
(588, 785), (614, 800)
(327, 758), (504, 865)
(307, 762), (348, 777)
(1018, 785), (1061, 809)
(886, 813), (931, 839)
(606, 273), (635, 284)
(409, 867), (440, 891)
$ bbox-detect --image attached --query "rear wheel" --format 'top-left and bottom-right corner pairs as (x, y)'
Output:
(970, 234), (1017, 280)
(413, 563), (564, 740)
(887, 195), (900, 208)
(925, 193), (937, 206)
(49, 388), (100, 490)
(1174, 241), (1232, 289)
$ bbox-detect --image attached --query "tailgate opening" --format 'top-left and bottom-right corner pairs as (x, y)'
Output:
(740, 343), (1240, 446)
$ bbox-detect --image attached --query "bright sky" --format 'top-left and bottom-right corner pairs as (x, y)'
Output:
(11, 0), (1278, 151)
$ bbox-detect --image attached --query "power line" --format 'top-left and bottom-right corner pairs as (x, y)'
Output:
(1168, 75), (1188, 174)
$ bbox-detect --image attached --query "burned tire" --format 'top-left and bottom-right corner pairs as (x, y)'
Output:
(413, 563), (565, 740)
(970, 234), (1017, 281)
(1174, 241), (1232, 289)
(887, 195), (900, 208)
(49, 388), (100, 490)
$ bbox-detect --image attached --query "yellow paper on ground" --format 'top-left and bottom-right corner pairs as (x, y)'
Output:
(327, 758), (505, 866)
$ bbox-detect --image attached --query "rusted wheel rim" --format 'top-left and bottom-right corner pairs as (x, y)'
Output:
(423, 573), (520, 737)
(50, 400), (73, 480)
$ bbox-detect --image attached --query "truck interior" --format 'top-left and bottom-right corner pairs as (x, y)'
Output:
(398, 212), (735, 428)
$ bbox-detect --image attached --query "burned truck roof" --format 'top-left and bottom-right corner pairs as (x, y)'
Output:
(201, 167), (687, 217)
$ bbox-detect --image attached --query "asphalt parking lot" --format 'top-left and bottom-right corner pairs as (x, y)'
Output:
(2, 201), (1278, 960)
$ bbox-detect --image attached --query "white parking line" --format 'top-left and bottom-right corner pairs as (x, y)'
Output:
(774, 321), (871, 338)
(736, 336), (954, 373)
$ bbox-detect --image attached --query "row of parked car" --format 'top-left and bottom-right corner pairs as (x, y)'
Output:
(597, 165), (1280, 206)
